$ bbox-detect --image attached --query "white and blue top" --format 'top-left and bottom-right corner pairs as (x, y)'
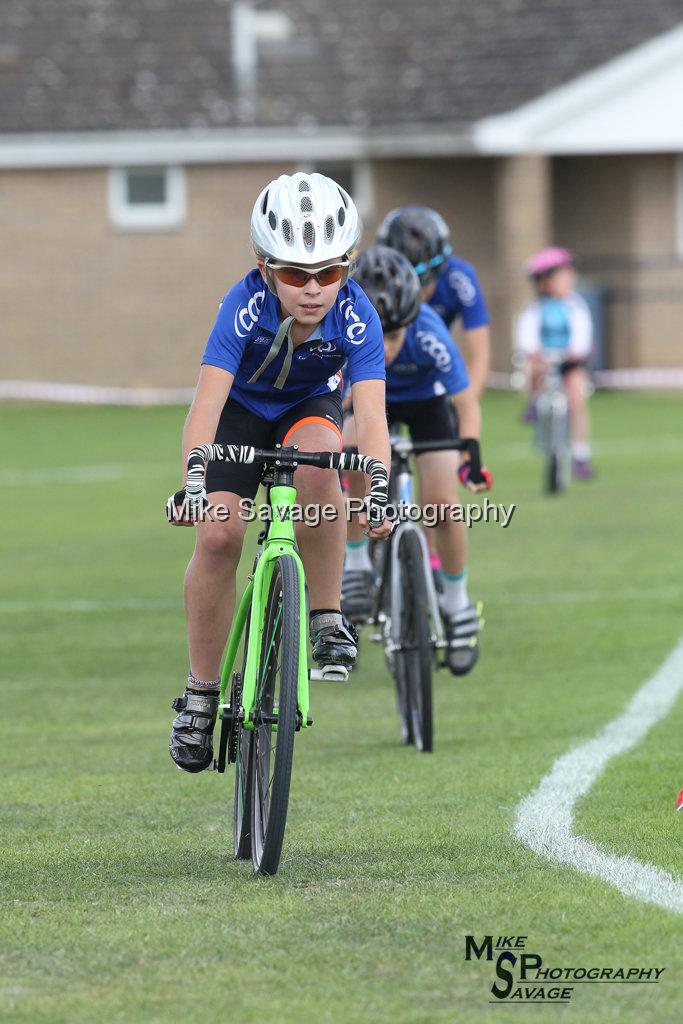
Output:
(515, 294), (593, 358)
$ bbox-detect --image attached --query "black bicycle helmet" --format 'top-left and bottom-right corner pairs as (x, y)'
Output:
(376, 206), (452, 285)
(352, 245), (422, 331)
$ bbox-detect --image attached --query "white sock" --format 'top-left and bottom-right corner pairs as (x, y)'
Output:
(345, 540), (373, 572)
(572, 441), (591, 460)
(439, 570), (470, 616)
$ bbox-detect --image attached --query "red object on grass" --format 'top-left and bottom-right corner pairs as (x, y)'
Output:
(675, 789), (683, 811)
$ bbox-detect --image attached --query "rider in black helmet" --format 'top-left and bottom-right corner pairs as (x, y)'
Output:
(377, 206), (490, 395)
(377, 207), (452, 287)
(342, 244), (492, 676)
(377, 206), (491, 593)
(352, 245), (422, 331)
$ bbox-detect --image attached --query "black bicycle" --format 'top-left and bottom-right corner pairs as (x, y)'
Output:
(354, 436), (482, 752)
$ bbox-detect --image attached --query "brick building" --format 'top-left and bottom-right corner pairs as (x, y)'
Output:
(2, 0), (683, 387)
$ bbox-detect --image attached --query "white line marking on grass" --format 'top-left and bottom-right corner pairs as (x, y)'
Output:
(515, 637), (683, 914)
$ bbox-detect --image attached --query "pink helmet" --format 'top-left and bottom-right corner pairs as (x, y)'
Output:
(525, 247), (574, 278)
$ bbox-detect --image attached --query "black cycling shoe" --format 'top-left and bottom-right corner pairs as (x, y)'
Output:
(442, 603), (483, 676)
(310, 611), (358, 669)
(340, 569), (375, 621)
(169, 688), (220, 773)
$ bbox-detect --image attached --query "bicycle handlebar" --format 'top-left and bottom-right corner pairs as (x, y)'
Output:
(345, 436), (482, 481)
(182, 443), (389, 528)
(388, 437), (482, 478)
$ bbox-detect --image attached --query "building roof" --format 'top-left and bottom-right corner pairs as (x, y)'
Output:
(2, 0), (683, 135)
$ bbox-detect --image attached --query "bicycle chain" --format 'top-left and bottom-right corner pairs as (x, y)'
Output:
(227, 672), (243, 765)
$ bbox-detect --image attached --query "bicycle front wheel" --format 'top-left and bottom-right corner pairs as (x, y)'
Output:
(394, 530), (433, 752)
(250, 554), (301, 875)
(234, 608), (253, 860)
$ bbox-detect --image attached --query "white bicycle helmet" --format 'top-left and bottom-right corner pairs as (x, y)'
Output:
(251, 172), (362, 271)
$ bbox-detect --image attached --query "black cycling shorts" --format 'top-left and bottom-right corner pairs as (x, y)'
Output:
(386, 394), (458, 444)
(206, 392), (343, 498)
(559, 358), (587, 376)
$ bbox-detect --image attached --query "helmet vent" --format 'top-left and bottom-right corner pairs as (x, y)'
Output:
(300, 195), (313, 213)
(324, 215), (335, 242)
(338, 206), (346, 227)
(337, 186), (349, 209)
(268, 210), (277, 230)
(260, 189), (269, 215)
(298, 179), (311, 192)
(302, 221), (315, 250)
(282, 218), (293, 245)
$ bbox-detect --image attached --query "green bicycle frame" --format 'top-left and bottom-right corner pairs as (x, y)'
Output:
(218, 484), (310, 729)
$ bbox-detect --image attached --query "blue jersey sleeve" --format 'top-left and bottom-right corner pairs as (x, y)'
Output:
(451, 260), (489, 330)
(415, 307), (469, 394)
(202, 272), (266, 374)
(341, 284), (386, 385)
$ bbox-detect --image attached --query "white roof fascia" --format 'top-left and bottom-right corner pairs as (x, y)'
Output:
(0, 126), (474, 169)
(474, 22), (683, 154)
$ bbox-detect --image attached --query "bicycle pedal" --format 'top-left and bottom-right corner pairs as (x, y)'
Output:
(309, 664), (349, 682)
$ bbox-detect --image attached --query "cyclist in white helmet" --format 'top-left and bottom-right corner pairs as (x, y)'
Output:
(166, 172), (391, 774)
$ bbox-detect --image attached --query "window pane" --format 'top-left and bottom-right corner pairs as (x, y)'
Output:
(316, 163), (354, 197)
(126, 169), (167, 205)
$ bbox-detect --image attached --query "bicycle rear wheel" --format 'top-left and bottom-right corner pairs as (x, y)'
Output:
(250, 554), (300, 875)
(546, 451), (561, 493)
(394, 529), (433, 752)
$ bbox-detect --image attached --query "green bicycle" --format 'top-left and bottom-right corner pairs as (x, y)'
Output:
(182, 441), (388, 875)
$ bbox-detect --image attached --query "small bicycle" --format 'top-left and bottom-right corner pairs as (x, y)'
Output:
(361, 435), (483, 753)
(534, 351), (571, 494)
(179, 442), (387, 875)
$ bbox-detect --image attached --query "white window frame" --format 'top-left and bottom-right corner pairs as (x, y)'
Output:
(107, 165), (186, 231)
(676, 154), (683, 260)
(297, 160), (374, 220)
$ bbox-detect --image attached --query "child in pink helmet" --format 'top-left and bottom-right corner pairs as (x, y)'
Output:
(515, 248), (594, 479)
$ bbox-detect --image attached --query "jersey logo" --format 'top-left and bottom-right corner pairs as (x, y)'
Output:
(339, 298), (367, 344)
(310, 340), (338, 358)
(234, 289), (265, 338)
(448, 270), (477, 306)
(417, 331), (452, 371)
(327, 372), (342, 391)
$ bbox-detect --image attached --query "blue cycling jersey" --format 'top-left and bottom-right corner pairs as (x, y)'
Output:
(386, 304), (469, 403)
(428, 255), (489, 331)
(202, 269), (385, 419)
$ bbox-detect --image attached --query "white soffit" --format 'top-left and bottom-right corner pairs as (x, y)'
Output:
(475, 22), (683, 154)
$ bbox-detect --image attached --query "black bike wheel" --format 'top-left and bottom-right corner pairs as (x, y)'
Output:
(233, 606), (254, 859)
(546, 451), (570, 494)
(250, 554), (300, 875)
(393, 650), (413, 745)
(379, 540), (412, 744)
(395, 530), (433, 752)
(233, 728), (253, 858)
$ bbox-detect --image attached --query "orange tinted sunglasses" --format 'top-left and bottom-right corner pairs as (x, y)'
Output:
(266, 260), (349, 288)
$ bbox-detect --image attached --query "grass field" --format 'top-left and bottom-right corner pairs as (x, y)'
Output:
(1, 392), (682, 1024)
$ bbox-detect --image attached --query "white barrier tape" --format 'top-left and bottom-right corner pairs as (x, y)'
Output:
(0, 369), (682, 405)
(486, 368), (683, 391)
(0, 380), (194, 405)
